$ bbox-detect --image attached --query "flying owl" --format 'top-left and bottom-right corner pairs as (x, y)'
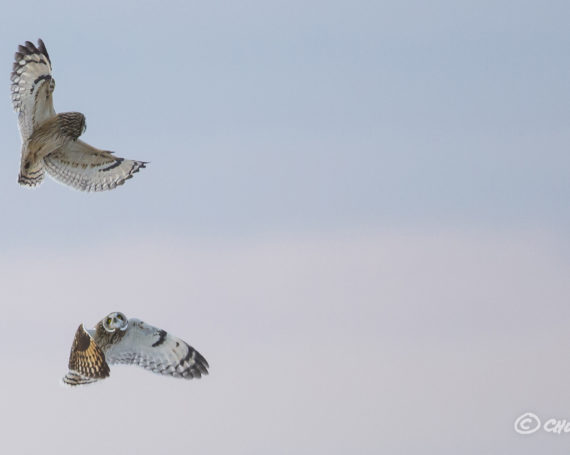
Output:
(10, 39), (146, 191)
(63, 312), (209, 386)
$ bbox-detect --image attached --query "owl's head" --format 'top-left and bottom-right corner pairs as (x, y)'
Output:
(58, 112), (87, 140)
(74, 113), (86, 137)
(102, 312), (128, 333)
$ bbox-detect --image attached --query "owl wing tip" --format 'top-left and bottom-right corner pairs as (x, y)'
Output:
(43, 142), (148, 192)
(12, 38), (55, 140)
(61, 372), (102, 387)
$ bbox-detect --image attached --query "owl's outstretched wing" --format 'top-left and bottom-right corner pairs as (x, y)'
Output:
(11, 39), (56, 142)
(63, 324), (110, 386)
(43, 139), (147, 192)
(104, 318), (209, 379)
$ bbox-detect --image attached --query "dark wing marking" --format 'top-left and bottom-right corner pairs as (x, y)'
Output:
(104, 318), (209, 380)
(43, 139), (147, 192)
(11, 39), (56, 141)
(62, 324), (110, 386)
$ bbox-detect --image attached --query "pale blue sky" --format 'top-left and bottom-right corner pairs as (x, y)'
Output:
(0, 1), (569, 454)
(0, 0), (568, 248)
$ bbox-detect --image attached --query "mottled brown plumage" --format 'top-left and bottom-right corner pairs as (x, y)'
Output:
(62, 312), (209, 386)
(93, 320), (127, 353)
(11, 39), (146, 191)
(65, 324), (110, 385)
(21, 112), (85, 179)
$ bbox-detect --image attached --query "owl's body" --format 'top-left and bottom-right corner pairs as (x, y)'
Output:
(63, 312), (209, 386)
(11, 39), (146, 191)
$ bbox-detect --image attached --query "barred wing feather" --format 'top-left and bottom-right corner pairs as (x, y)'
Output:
(43, 139), (146, 192)
(104, 319), (209, 379)
(11, 39), (55, 142)
(62, 324), (110, 386)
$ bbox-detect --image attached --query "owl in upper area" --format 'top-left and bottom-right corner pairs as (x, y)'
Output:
(10, 39), (146, 191)
(63, 312), (209, 386)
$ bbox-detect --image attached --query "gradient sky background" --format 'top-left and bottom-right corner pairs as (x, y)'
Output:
(0, 1), (569, 454)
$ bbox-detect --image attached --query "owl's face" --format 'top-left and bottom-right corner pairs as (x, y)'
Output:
(102, 312), (128, 333)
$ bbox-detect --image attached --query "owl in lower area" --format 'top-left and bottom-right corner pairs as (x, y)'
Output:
(11, 39), (146, 191)
(63, 312), (209, 386)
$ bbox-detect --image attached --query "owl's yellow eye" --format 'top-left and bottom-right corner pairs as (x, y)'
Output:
(107, 318), (112, 326)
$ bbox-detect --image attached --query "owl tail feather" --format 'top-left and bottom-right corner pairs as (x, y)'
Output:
(18, 146), (44, 187)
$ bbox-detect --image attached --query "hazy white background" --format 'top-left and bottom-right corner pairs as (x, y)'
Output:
(0, 1), (568, 453)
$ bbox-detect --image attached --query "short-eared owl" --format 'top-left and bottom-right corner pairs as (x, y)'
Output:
(63, 312), (209, 386)
(11, 39), (146, 191)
